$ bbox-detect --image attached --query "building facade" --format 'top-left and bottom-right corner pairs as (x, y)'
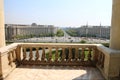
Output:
(77, 25), (110, 39)
(5, 24), (58, 40)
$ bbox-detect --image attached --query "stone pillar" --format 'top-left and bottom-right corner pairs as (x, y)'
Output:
(0, 0), (5, 47)
(110, 0), (120, 50)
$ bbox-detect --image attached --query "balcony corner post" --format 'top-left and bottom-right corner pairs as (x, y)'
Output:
(0, 52), (3, 80)
(110, 0), (120, 50)
(16, 45), (22, 65)
(0, 0), (6, 48)
(107, 53), (120, 80)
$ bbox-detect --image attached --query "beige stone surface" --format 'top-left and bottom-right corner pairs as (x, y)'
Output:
(97, 44), (120, 79)
(1, 52), (16, 78)
(5, 65), (104, 80)
(110, 0), (120, 50)
(0, 43), (19, 79)
(0, 0), (5, 47)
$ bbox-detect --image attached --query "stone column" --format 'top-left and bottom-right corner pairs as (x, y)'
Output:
(110, 0), (120, 50)
(0, 0), (5, 48)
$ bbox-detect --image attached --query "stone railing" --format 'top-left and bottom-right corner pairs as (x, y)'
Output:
(0, 43), (120, 80)
(18, 43), (99, 66)
(97, 44), (120, 80)
(0, 43), (19, 79)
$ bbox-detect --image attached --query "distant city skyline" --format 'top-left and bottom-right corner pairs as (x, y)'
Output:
(4, 0), (112, 27)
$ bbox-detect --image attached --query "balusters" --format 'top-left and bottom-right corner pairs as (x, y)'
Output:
(12, 50), (16, 62)
(41, 47), (46, 62)
(7, 48), (20, 66)
(17, 44), (102, 66)
(23, 47), (27, 61)
(62, 48), (66, 62)
(97, 52), (102, 65)
(35, 47), (40, 61)
(88, 48), (92, 61)
(81, 48), (85, 61)
(14, 49), (17, 61)
(96, 51), (105, 68)
(8, 52), (13, 66)
(16, 45), (22, 62)
(100, 53), (105, 68)
(68, 47), (72, 62)
(55, 47), (59, 62)
(93, 47), (98, 63)
(29, 47), (33, 61)
(48, 47), (52, 62)
(75, 47), (79, 61)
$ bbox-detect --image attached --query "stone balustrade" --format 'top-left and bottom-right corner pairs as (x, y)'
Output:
(97, 44), (120, 79)
(0, 43), (120, 80)
(18, 43), (98, 66)
(0, 43), (18, 79)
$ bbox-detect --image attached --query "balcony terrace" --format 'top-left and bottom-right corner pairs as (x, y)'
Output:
(0, 43), (120, 80)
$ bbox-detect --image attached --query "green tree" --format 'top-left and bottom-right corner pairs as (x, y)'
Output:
(80, 40), (86, 44)
(56, 29), (64, 37)
(65, 29), (78, 37)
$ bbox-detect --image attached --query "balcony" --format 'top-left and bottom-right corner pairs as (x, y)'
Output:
(0, 43), (120, 80)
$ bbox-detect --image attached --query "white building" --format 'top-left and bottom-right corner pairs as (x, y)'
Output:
(5, 24), (58, 40)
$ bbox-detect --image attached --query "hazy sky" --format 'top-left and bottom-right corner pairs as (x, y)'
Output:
(4, 0), (112, 27)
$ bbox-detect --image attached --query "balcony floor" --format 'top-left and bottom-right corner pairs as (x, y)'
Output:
(5, 65), (105, 80)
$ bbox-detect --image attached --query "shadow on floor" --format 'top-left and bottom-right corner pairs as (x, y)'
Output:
(18, 65), (105, 80)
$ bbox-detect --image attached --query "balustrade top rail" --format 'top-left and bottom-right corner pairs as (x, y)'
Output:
(19, 43), (97, 47)
(0, 43), (18, 56)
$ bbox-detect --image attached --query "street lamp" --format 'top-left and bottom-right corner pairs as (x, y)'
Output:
(56, 39), (57, 43)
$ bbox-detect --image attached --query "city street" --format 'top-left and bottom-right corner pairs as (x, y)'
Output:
(15, 37), (80, 43)
(14, 29), (109, 43)
(15, 36), (109, 43)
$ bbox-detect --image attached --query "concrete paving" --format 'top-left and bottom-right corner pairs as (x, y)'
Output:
(5, 66), (105, 80)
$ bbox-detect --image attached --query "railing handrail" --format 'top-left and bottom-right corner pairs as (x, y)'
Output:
(19, 43), (97, 48)
(19, 43), (98, 45)
(0, 43), (18, 56)
(96, 44), (120, 57)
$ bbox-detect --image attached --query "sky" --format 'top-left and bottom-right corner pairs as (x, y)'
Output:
(4, 0), (112, 27)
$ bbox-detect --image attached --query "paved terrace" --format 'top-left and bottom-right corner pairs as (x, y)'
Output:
(5, 65), (104, 80)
